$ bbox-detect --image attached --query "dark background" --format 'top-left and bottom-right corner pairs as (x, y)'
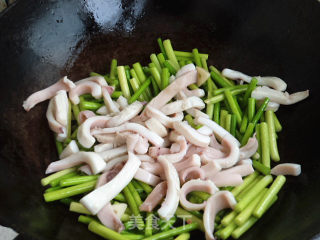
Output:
(0, 0), (320, 239)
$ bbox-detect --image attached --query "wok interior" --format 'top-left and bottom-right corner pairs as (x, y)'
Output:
(0, 0), (320, 239)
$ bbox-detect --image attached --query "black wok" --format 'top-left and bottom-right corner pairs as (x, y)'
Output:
(0, 0), (320, 239)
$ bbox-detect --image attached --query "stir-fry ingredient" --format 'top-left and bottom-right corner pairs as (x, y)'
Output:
(23, 38), (308, 240)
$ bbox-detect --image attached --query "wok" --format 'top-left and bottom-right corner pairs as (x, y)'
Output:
(0, 0), (319, 239)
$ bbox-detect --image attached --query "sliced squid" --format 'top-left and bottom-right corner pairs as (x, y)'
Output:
(46, 152), (106, 175)
(157, 136), (188, 163)
(46, 98), (67, 141)
(201, 161), (222, 179)
(77, 116), (111, 148)
(69, 81), (102, 105)
(23, 76), (75, 111)
(95, 172), (124, 232)
(74, 76), (108, 86)
(116, 96), (128, 110)
(160, 96), (205, 115)
(203, 191), (237, 240)
(140, 181), (167, 212)
(60, 140), (79, 159)
(80, 152), (141, 214)
(134, 168), (161, 186)
(210, 135), (240, 169)
(210, 173), (243, 187)
(180, 179), (218, 211)
(173, 121), (210, 147)
(53, 90), (69, 127)
(94, 143), (113, 153)
(145, 105), (184, 128)
(221, 68), (287, 91)
(195, 117), (240, 146)
(174, 154), (201, 172)
(91, 122), (164, 147)
(98, 145), (127, 162)
(145, 118), (168, 137)
(78, 110), (96, 124)
(251, 86), (309, 105)
(180, 167), (206, 185)
(157, 156), (180, 220)
(239, 135), (258, 160)
(271, 163), (301, 176)
(102, 86), (119, 113)
(134, 136), (149, 154)
(144, 70), (197, 112)
(107, 101), (143, 127)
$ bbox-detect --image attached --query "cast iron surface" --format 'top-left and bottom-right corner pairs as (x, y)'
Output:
(0, 0), (320, 239)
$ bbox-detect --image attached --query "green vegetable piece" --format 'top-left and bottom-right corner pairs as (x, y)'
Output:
(150, 76), (160, 96)
(72, 104), (80, 125)
(128, 182), (143, 207)
(251, 98), (270, 125)
(60, 175), (99, 187)
(78, 215), (97, 224)
(221, 211), (238, 227)
(45, 186), (62, 193)
(70, 201), (91, 215)
(157, 38), (168, 59)
(157, 53), (166, 67)
(253, 175), (286, 218)
(235, 188), (267, 226)
(41, 167), (77, 186)
(174, 50), (208, 60)
(220, 222), (238, 239)
(247, 98), (256, 122)
(111, 91), (123, 99)
(175, 207), (204, 231)
(49, 171), (78, 187)
(220, 109), (228, 129)
(234, 175), (273, 212)
(55, 139), (63, 156)
(142, 223), (199, 240)
(138, 181), (153, 194)
(110, 59), (118, 80)
(231, 196), (278, 239)
(117, 66), (131, 99)
(225, 114), (232, 132)
(192, 48), (202, 67)
(174, 233), (190, 240)
(210, 66), (234, 87)
(224, 89), (242, 125)
(164, 60), (177, 75)
(150, 67), (161, 88)
(273, 111), (282, 132)
(129, 78), (145, 101)
(231, 172), (259, 197)
(213, 102), (221, 124)
(205, 88), (246, 104)
(236, 176), (262, 201)
(260, 122), (271, 168)
(266, 110), (280, 161)
(161, 67), (170, 90)
(163, 39), (180, 70)
(128, 77), (151, 104)
(212, 85), (247, 95)
(44, 180), (96, 202)
(150, 53), (162, 73)
(240, 122), (255, 146)
(252, 160), (271, 175)
(242, 77), (258, 107)
(88, 221), (129, 240)
(145, 213), (153, 237)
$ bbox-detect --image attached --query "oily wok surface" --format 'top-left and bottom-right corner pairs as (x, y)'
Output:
(0, 0), (320, 239)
